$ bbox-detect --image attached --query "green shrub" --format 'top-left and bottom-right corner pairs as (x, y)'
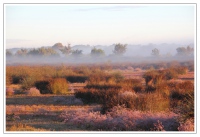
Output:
(21, 77), (37, 90)
(48, 78), (68, 94)
(135, 93), (170, 112)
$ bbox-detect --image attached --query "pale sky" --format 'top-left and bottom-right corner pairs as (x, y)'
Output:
(5, 4), (195, 48)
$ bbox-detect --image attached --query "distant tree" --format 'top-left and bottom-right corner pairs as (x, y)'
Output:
(6, 50), (13, 57)
(113, 43), (127, 55)
(52, 43), (64, 49)
(176, 46), (194, 56)
(28, 47), (59, 57)
(151, 48), (160, 56)
(60, 43), (72, 55)
(91, 47), (105, 57)
(15, 49), (28, 56)
(71, 49), (82, 57)
(28, 48), (40, 56)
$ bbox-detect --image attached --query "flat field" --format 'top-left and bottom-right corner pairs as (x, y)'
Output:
(5, 62), (195, 132)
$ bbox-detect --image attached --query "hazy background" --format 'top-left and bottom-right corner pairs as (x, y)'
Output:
(5, 4), (195, 49)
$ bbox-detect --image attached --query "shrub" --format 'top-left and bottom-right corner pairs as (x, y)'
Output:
(178, 118), (194, 131)
(25, 87), (41, 96)
(11, 75), (24, 84)
(6, 75), (12, 85)
(133, 85), (144, 93)
(120, 79), (142, 91)
(111, 71), (124, 83)
(75, 89), (99, 103)
(21, 77), (37, 90)
(175, 93), (194, 122)
(66, 76), (88, 83)
(163, 68), (178, 80)
(88, 72), (111, 84)
(75, 87), (121, 113)
(60, 105), (179, 131)
(145, 85), (156, 93)
(143, 70), (160, 86)
(170, 81), (194, 100)
(175, 66), (188, 75)
(48, 78), (68, 94)
(169, 81), (194, 122)
(134, 93), (170, 112)
(155, 81), (170, 97)
(100, 89), (121, 113)
(35, 80), (51, 94)
(6, 87), (14, 96)
(118, 91), (137, 109)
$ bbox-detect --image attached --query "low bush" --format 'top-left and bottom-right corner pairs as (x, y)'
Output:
(168, 81), (194, 122)
(25, 87), (41, 96)
(59, 105), (179, 131)
(120, 79), (142, 91)
(134, 93), (170, 112)
(48, 78), (68, 94)
(6, 87), (14, 96)
(66, 76), (88, 83)
(118, 91), (137, 109)
(11, 75), (24, 84)
(170, 81), (194, 100)
(133, 85), (144, 93)
(21, 77), (37, 90)
(178, 118), (194, 131)
(75, 89), (100, 103)
(163, 68), (178, 80)
(175, 66), (188, 75)
(35, 80), (51, 94)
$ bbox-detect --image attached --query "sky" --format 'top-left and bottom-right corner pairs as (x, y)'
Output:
(5, 4), (195, 48)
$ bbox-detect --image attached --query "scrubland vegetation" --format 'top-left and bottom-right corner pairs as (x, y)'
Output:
(6, 60), (194, 132)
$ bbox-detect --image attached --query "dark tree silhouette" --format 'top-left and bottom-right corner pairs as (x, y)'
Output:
(60, 44), (72, 55)
(151, 48), (160, 56)
(28, 47), (59, 56)
(52, 43), (64, 49)
(113, 43), (127, 55)
(15, 49), (28, 56)
(176, 46), (194, 56)
(91, 47), (105, 57)
(6, 50), (13, 57)
(71, 49), (82, 57)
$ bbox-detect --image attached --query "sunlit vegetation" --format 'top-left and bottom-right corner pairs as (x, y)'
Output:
(6, 60), (194, 131)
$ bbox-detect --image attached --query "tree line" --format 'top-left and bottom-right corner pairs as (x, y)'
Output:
(6, 43), (193, 58)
